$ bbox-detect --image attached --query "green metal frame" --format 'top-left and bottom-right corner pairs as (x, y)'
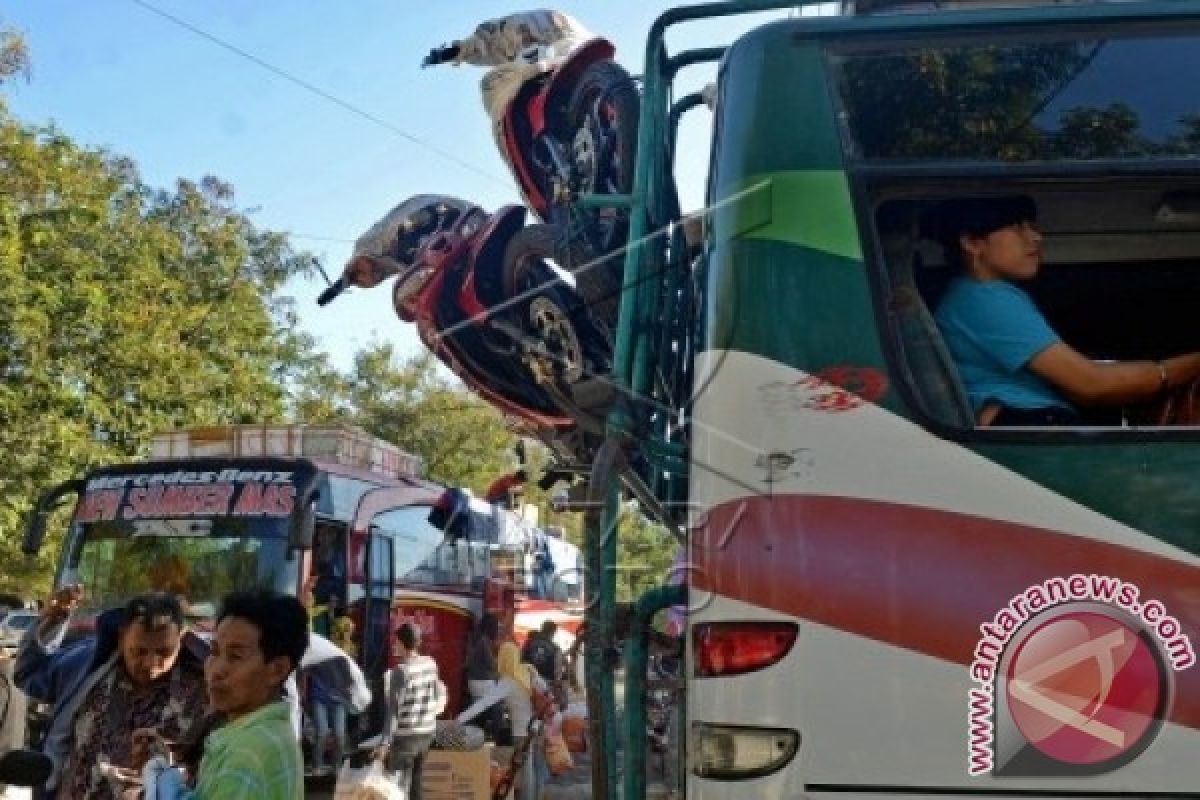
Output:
(578, 3), (837, 798)
(624, 584), (687, 800)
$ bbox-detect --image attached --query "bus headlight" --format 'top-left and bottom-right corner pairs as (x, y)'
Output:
(691, 722), (800, 781)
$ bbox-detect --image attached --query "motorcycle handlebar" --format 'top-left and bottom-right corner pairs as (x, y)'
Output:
(421, 42), (460, 68)
(316, 277), (346, 307)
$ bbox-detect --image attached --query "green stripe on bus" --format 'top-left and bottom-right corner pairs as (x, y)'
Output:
(714, 171), (863, 261)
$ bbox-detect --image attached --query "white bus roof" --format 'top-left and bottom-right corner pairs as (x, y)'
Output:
(150, 424), (423, 481)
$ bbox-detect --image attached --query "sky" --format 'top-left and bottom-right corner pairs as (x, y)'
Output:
(2, 1), (805, 371)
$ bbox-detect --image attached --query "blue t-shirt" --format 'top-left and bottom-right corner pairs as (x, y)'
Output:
(934, 277), (1071, 414)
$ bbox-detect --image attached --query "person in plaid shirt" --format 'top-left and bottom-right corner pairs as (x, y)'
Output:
(375, 623), (446, 800)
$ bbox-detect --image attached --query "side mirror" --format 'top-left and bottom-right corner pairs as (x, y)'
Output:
(0, 748), (53, 788)
(289, 500), (316, 551)
(23, 481), (84, 555)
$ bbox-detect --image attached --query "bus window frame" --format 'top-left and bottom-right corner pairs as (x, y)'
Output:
(347, 485), (444, 585)
(369, 504), (482, 589)
(58, 517), (298, 614)
(846, 164), (1200, 445)
(798, 18), (1200, 443)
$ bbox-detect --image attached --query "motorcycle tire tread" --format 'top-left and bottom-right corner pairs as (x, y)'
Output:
(564, 59), (640, 319)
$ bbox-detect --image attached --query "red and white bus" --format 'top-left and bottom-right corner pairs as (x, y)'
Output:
(24, 424), (582, 719)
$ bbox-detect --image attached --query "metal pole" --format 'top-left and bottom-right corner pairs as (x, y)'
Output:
(623, 584), (687, 800)
(584, 440), (626, 798)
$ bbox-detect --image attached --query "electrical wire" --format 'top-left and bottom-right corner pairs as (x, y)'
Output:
(126, 0), (509, 188)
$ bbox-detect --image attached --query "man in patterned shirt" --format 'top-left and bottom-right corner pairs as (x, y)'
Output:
(376, 623), (446, 800)
(15, 588), (207, 799)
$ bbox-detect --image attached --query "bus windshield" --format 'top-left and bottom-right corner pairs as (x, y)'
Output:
(59, 518), (296, 623)
(830, 28), (1200, 163)
(58, 461), (313, 619)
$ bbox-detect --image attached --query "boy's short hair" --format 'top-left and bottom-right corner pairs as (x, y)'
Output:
(936, 194), (1038, 267)
(217, 589), (308, 673)
(396, 622), (421, 651)
(122, 592), (184, 632)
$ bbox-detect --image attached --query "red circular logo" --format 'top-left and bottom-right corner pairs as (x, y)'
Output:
(1005, 611), (1165, 767)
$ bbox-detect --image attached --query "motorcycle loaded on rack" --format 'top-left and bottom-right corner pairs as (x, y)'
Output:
(318, 195), (613, 464)
(422, 9), (640, 322)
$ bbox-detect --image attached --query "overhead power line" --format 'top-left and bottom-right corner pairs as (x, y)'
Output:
(127, 0), (509, 187)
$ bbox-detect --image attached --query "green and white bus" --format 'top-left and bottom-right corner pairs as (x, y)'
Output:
(599, 0), (1200, 797)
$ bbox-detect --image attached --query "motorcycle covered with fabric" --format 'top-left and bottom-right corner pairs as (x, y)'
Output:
(422, 10), (639, 321)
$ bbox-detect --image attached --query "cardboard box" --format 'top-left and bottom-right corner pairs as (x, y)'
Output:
(422, 746), (491, 800)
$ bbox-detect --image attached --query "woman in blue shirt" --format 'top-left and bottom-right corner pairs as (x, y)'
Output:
(934, 195), (1200, 426)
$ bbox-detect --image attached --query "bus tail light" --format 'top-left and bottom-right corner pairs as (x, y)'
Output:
(692, 722), (799, 780)
(693, 621), (798, 677)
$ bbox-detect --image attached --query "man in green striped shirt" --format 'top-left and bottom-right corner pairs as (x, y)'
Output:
(194, 590), (309, 800)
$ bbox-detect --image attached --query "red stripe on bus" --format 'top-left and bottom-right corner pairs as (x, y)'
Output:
(690, 494), (1200, 729)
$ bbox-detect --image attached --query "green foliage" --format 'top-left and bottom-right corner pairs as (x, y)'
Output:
(0, 108), (318, 597)
(0, 25), (29, 86)
(838, 39), (1200, 162)
(292, 343), (517, 490)
(612, 504), (679, 603)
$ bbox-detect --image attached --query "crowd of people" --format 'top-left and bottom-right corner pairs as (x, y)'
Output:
(4, 579), (581, 800)
(14, 585), (319, 799)
(458, 615), (572, 800)
(7, 582), (380, 800)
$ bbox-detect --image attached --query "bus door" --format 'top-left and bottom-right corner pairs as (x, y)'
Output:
(309, 519), (349, 635)
(361, 526), (395, 680)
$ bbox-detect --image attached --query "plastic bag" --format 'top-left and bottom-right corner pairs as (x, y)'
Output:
(142, 757), (189, 800)
(333, 760), (405, 800)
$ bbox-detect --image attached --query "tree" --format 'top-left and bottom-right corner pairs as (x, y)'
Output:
(834, 39), (1173, 162)
(0, 24), (29, 87)
(1049, 104), (1143, 160)
(611, 505), (679, 603)
(293, 343), (518, 490)
(0, 108), (320, 596)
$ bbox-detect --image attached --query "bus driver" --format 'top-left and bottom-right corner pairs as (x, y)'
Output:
(933, 195), (1200, 426)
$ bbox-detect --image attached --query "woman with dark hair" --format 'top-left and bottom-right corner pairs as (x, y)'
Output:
(934, 195), (1200, 426)
(464, 613), (500, 702)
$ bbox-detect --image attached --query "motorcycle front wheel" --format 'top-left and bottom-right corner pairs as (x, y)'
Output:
(501, 224), (613, 391)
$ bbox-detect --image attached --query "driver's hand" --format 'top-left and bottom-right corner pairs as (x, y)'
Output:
(42, 584), (83, 624)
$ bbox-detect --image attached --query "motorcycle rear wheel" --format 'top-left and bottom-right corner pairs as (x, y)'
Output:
(564, 59), (639, 316)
